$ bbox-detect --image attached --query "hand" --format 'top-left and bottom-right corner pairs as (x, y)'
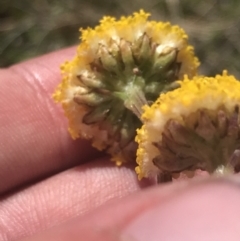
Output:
(1, 48), (240, 241)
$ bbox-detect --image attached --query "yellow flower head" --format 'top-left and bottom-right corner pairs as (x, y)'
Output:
(136, 71), (240, 181)
(53, 10), (199, 165)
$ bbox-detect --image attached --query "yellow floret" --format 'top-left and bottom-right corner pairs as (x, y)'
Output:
(53, 10), (199, 165)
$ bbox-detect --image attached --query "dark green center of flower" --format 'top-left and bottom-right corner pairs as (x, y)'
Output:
(74, 33), (181, 159)
(153, 106), (240, 181)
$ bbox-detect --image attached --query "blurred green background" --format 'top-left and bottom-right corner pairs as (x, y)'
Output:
(1, 0), (240, 77)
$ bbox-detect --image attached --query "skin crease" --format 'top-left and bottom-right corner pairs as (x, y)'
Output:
(1, 48), (240, 241)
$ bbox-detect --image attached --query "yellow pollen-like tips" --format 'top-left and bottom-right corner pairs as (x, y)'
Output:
(53, 10), (199, 166)
(136, 71), (240, 181)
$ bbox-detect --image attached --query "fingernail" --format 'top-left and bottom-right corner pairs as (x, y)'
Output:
(226, 174), (240, 185)
(121, 179), (240, 241)
(120, 203), (171, 241)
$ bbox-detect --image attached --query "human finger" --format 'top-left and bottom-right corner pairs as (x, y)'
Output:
(19, 177), (240, 241)
(0, 156), (152, 241)
(0, 47), (100, 194)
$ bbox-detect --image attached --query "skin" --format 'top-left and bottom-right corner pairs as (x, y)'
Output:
(1, 47), (240, 241)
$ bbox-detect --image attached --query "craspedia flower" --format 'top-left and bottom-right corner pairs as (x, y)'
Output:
(53, 10), (199, 165)
(136, 71), (240, 182)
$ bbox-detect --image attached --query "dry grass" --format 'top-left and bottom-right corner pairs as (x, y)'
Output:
(1, 0), (240, 77)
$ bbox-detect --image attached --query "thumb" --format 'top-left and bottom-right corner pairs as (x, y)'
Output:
(20, 177), (240, 241)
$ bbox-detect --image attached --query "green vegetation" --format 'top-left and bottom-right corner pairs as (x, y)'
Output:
(1, 0), (240, 77)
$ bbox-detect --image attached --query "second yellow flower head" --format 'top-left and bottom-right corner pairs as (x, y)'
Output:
(136, 71), (240, 182)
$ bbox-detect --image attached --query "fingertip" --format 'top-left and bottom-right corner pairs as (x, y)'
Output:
(123, 177), (240, 241)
